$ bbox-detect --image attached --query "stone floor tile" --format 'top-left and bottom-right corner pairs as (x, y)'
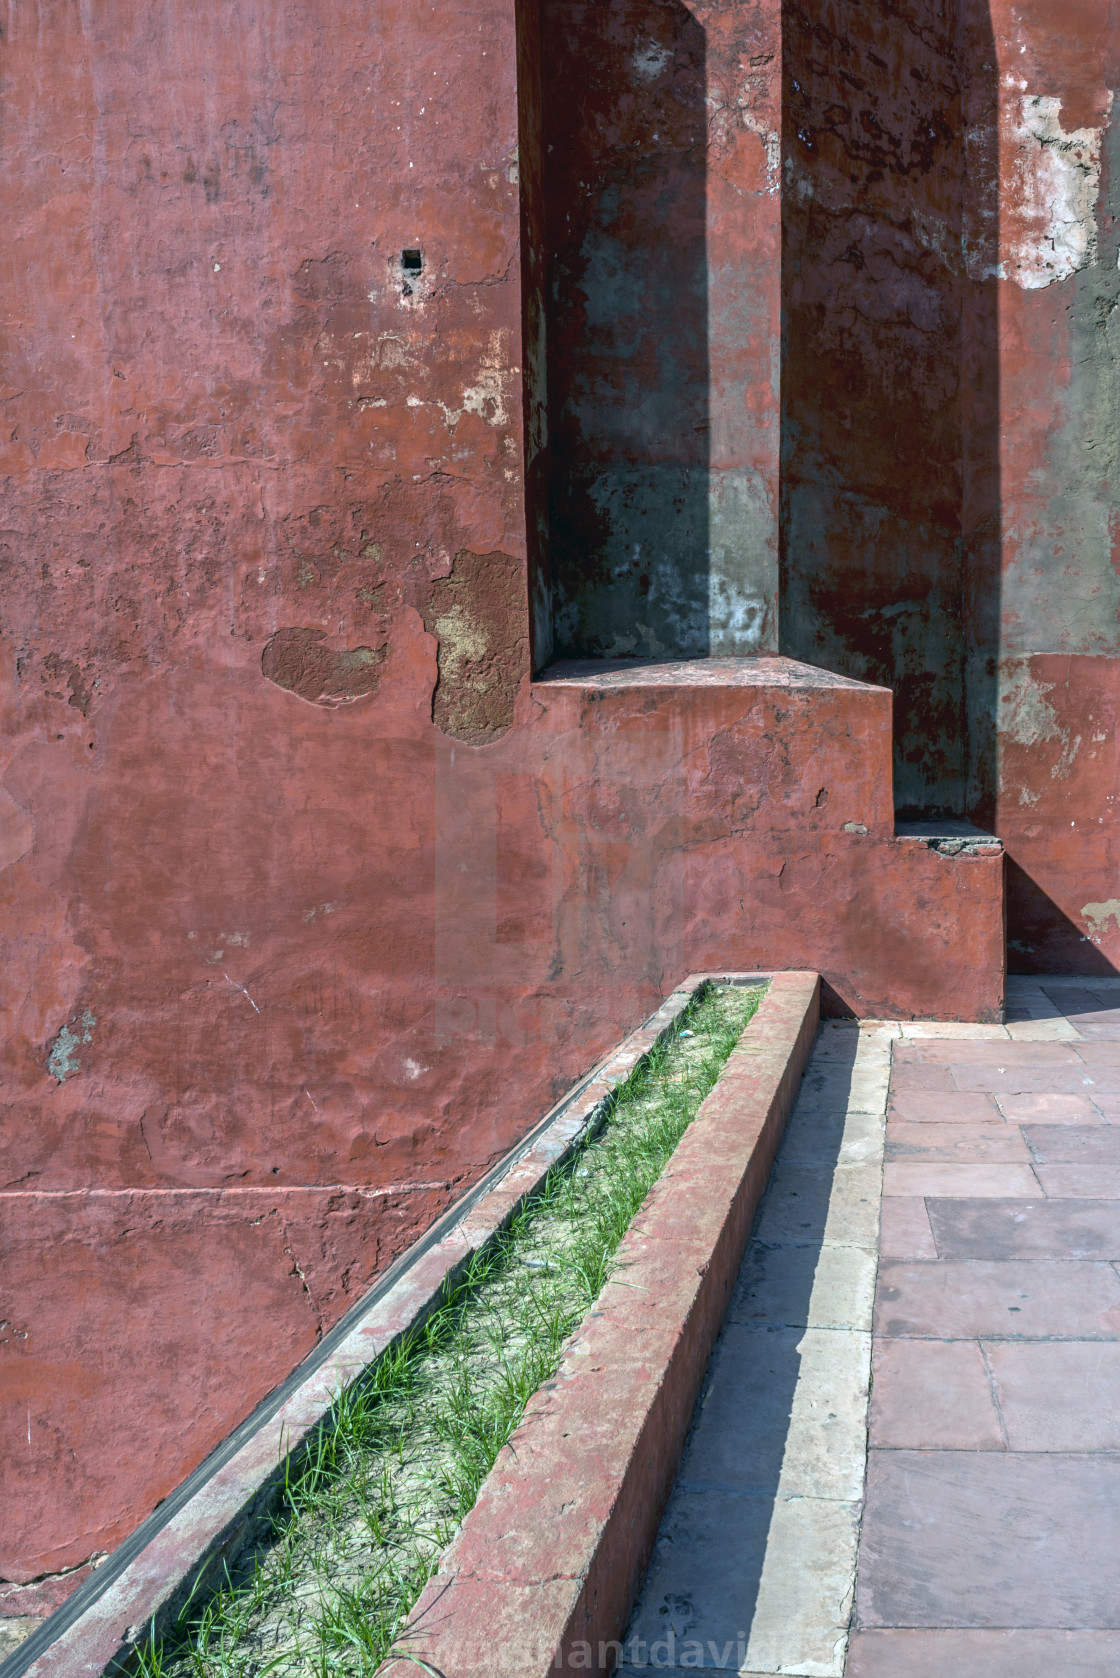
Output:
(727, 1241), (877, 1331)
(1022, 1123), (1120, 1162)
(898, 1023), (1008, 1040)
(681, 1325), (870, 1501)
(1033, 1164), (1120, 1197)
(951, 1065), (1106, 1095)
(1086, 1090), (1120, 1120)
(795, 1067), (890, 1115)
(847, 1628), (1120, 1677)
(997, 1092), (1104, 1123)
(926, 1198), (1120, 1259)
(881, 1162), (1039, 1198)
(886, 1091), (1002, 1122)
(854, 1450), (1120, 1628)
(752, 1162), (881, 1249)
(985, 1340), (1120, 1448)
(874, 1258), (1120, 1337)
(909, 1041), (1081, 1065)
(1064, 1023), (1120, 1040)
(779, 1107), (883, 1169)
(1005, 1016), (1083, 1040)
(869, 1339), (1003, 1448)
(885, 1123), (1030, 1162)
(626, 1489), (858, 1677)
(1074, 1041), (1120, 1064)
(878, 1197), (938, 1258)
(886, 1062), (955, 1094)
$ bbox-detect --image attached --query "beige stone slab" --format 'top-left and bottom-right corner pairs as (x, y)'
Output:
(881, 1161), (1040, 1198)
(753, 1161), (882, 1249)
(780, 1108), (884, 1169)
(626, 1489), (858, 1676)
(681, 1326), (870, 1503)
(727, 1242), (878, 1333)
(744, 1493), (861, 1676)
(794, 1066), (890, 1116)
(1005, 1016), (1082, 1041)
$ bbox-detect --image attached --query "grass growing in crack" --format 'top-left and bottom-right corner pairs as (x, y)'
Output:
(136, 983), (764, 1678)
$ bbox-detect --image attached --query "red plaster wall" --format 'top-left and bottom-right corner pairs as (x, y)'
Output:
(0, 0), (1008, 1602)
(984, 0), (1120, 971)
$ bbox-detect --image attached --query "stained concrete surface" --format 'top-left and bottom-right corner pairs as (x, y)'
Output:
(619, 978), (1120, 1675)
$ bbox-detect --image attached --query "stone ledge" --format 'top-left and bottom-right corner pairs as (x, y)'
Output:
(381, 971), (821, 1678)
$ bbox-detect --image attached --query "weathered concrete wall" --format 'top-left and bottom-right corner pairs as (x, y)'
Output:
(543, 0), (781, 660)
(0, 0), (1010, 1615)
(983, 0), (1120, 971)
(0, 0), (534, 1600)
(780, 0), (985, 817)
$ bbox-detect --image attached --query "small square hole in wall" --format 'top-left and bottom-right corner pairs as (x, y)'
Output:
(401, 249), (423, 274)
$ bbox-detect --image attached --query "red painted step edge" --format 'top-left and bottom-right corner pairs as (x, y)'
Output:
(381, 970), (821, 1678)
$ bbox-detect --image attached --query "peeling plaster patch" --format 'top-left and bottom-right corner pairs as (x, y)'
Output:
(432, 330), (512, 431)
(1002, 94), (1109, 289)
(261, 628), (386, 707)
(1052, 733), (1082, 778)
(47, 1009), (95, 1083)
(633, 39), (671, 79)
(420, 549), (523, 743)
(998, 662), (1063, 746)
(1082, 899), (1120, 940)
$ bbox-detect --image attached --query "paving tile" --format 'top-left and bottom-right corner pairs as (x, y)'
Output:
(847, 1629), (1120, 1677)
(1005, 1016), (1083, 1040)
(1086, 1090), (1120, 1121)
(680, 1325), (870, 1501)
(927, 1198), (1120, 1259)
(869, 1339), (1003, 1449)
(752, 1161), (881, 1249)
(882, 1162), (1039, 1198)
(779, 1106), (883, 1169)
(1073, 1041), (1120, 1064)
(885, 1123), (1030, 1163)
(886, 1062), (955, 1093)
(854, 1450), (1120, 1628)
(727, 1241), (877, 1331)
(875, 1258), (1120, 1337)
(908, 1041), (1081, 1065)
(997, 1092), (1104, 1123)
(985, 1340), (1120, 1449)
(1022, 1124), (1120, 1163)
(898, 1023), (1008, 1040)
(1033, 1165), (1120, 1198)
(626, 1488), (859, 1677)
(951, 1065), (1107, 1095)
(795, 1066), (889, 1115)
(878, 1197), (938, 1258)
(886, 1091), (1003, 1122)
